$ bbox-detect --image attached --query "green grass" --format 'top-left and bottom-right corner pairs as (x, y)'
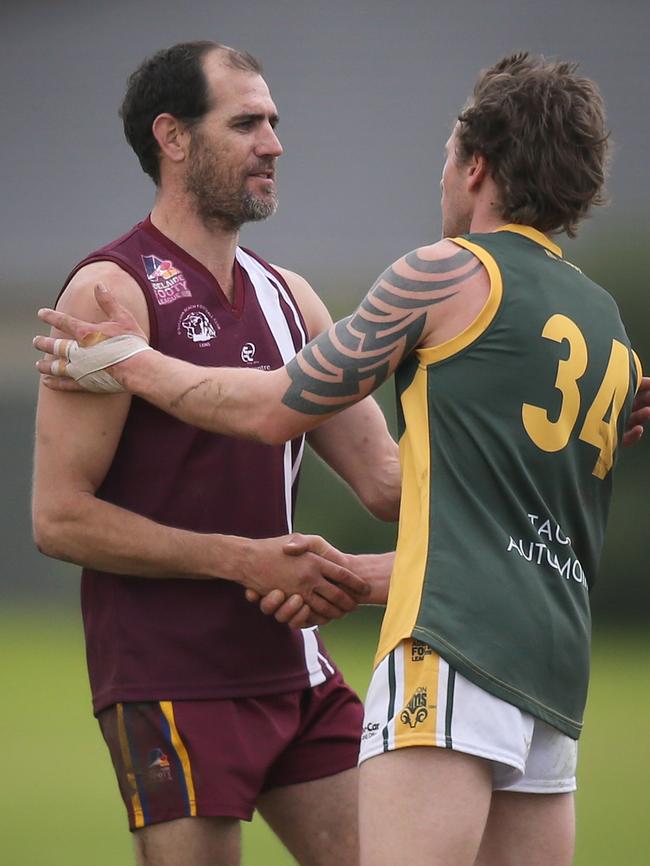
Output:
(1, 608), (648, 865)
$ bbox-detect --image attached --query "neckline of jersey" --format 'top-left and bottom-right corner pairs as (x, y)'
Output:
(142, 214), (246, 317)
(495, 224), (563, 258)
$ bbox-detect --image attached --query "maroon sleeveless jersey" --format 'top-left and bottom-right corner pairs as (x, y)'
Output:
(62, 216), (337, 713)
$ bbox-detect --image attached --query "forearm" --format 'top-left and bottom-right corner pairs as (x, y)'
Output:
(308, 399), (402, 521)
(117, 350), (311, 443)
(346, 551), (395, 605)
(354, 450), (401, 522)
(33, 491), (250, 582)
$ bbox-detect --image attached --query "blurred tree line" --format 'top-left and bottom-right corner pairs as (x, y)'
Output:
(3, 228), (648, 624)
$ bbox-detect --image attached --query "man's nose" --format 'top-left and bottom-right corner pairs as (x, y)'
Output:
(257, 124), (283, 158)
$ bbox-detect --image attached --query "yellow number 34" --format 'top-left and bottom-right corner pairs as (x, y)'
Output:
(522, 314), (636, 479)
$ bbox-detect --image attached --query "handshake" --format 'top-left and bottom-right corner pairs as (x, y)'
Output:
(239, 533), (392, 629)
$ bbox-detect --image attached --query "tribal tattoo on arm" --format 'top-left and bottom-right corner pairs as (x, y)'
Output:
(282, 246), (481, 415)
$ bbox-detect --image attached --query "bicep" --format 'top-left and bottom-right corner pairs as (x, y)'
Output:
(34, 264), (146, 505)
(33, 384), (131, 506)
(280, 244), (482, 419)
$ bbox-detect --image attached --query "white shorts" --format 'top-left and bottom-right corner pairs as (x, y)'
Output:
(359, 639), (577, 794)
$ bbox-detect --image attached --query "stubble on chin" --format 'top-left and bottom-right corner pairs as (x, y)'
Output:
(188, 173), (278, 229)
(240, 190), (278, 223)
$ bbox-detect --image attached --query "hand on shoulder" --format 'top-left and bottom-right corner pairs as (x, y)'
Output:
(57, 261), (150, 340)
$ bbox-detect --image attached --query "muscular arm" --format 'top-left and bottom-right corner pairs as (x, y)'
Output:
(37, 243), (482, 444)
(274, 266), (401, 522)
(33, 264), (366, 615)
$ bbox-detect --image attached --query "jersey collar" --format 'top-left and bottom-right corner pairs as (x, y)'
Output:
(495, 224), (563, 258)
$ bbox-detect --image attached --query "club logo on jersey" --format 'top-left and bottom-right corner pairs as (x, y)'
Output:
(142, 254), (192, 305)
(239, 341), (271, 369)
(178, 305), (220, 346)
(400, 687), (429, 728)
(147, 748), (172, 782)
(241, 342), (256, 363)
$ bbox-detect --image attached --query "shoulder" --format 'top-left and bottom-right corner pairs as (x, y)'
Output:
(59, 260), (150, 336)
(390, 238), (479, 270)
(370, 238), (487, 305)
(270, 264), (333, 339)
(375, 239), (490, 350)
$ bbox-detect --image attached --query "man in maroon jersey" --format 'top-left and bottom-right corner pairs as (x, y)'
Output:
(34, 48), (650, 866)
(32, 42), (398, 866)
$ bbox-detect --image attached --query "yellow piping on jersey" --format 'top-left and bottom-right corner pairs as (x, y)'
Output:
(416, 237), (503, 366)
(632, 351), (643, 393)
(496, 224), (563, 257)
(375, 366), (431, 665)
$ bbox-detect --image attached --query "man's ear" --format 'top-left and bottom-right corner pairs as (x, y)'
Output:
(467, 152), (489, 191)
(152, 113), (191, 166)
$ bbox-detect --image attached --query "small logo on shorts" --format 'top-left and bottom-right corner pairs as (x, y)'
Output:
(400, 687), (429, 728)
(147, 748), (172, 782)
(361, 721), (381, 741)
(411, 641), (434, 662)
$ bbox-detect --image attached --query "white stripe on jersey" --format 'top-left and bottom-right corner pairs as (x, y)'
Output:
(236, 250), (332, 684)
(236, 248), (306, 533)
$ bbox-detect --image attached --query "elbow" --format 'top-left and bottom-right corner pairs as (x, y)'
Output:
(252, 407), (308, 447)
(359, 459), (402, 522)
(32, 505), (73, 561)
(363, 493), (401, 523)
(260, 424), (298, 446)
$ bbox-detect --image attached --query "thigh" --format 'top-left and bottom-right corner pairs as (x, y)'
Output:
(359, 748), (493, 866)
(475, 790), (575, 866)
(258, 767), (359, 866)
(263, 670), (364, 790)
(134, 815), (240, 866)
(257, 671), (364, 866)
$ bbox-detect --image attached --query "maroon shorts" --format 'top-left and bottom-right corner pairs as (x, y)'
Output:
(97, 671), (363, 830)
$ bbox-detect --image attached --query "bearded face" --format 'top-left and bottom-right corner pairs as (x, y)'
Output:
(185, 125), (278, 229)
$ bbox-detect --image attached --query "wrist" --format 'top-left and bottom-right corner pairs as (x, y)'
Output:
(109, 347), (159, 393)
(187, 533), (254, 584)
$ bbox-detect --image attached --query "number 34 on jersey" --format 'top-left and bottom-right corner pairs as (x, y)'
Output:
(522, 313), (641, 479)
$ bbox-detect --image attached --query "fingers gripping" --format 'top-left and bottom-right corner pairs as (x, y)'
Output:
(35, 333), (152, 393)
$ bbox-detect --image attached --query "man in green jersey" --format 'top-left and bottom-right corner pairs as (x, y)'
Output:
(35, 53), (650, 866)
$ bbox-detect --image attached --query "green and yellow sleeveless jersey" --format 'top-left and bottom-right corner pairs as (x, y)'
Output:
(376, 225), (641, 738)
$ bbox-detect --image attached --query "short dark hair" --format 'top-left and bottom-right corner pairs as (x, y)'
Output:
(120, 41), (262, 184)
(456, 52), (609, 238)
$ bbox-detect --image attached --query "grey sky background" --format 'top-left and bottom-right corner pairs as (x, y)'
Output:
(3, 0), (649, 314)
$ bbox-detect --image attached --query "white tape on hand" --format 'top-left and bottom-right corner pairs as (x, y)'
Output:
(66, 334), (152, 393)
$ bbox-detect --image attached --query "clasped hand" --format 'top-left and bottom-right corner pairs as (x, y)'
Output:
(243, 533), (369, 629)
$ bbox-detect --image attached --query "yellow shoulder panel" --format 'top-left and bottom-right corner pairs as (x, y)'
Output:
(416, 237), (503, 366)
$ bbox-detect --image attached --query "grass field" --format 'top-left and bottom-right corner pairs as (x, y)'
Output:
(2, 607), (648, 866)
